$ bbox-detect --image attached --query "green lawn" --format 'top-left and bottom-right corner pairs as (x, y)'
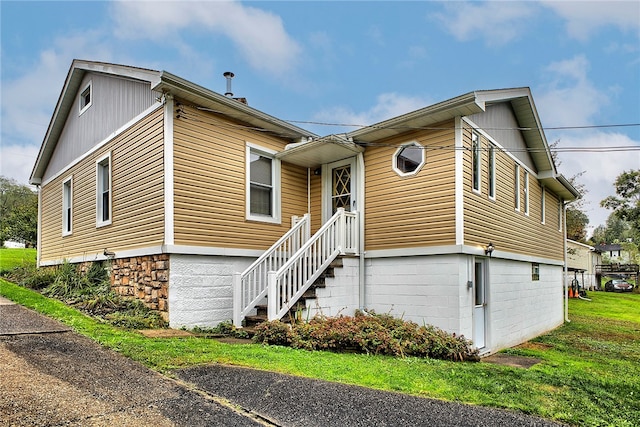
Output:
(0, 247), (37, 270)
(1, 249), (639, 426)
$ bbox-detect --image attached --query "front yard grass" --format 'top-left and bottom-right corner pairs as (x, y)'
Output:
(1, 271), (639, 426)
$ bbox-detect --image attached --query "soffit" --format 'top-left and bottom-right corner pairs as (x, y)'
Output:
(276, 136), (364, 168)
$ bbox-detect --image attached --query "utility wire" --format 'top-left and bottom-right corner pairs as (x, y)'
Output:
(179, 107), (640, 153)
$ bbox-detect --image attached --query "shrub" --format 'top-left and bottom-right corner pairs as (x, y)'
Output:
(191, 321), (250, 339)
(253, 311), (479, 362)
(253, 320), (292, 346)
(43, 261), (90, 300)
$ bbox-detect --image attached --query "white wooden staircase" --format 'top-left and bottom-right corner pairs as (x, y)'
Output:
(233, 208), (358, 328)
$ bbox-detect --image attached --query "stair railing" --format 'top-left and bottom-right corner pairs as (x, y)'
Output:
(233, 214), (310, 327)
(268, 208), (358, 321)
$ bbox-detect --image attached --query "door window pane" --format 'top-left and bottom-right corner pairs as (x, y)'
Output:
(332, 165), (351, 213)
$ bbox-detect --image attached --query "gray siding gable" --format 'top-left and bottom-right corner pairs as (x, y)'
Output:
(468, 103), (535, 172)
(43, 72), (161, 181)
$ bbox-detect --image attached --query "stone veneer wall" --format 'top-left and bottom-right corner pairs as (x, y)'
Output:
(110, 254), (169, 320)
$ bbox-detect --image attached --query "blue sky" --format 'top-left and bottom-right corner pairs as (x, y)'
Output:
(1, 1), (639, 232)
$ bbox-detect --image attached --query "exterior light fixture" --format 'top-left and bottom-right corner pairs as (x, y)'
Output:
(485, 242), (494, 257)
(103, 248), (116, 259)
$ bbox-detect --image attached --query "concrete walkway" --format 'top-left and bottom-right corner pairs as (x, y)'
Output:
(0, 297), (566, 426)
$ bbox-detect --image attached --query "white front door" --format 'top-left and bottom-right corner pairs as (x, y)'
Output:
(473, 259), (487, 350)
(323, 157), (357, 221)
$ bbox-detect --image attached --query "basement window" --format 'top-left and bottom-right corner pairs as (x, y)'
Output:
(532, 263), (540, 281)
(393, 141), (424, 177)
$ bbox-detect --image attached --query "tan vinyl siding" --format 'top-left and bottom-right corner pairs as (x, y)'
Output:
(365, 121), (457, 250)
(173, 104), (307, 250)
(462, 126), (564, 260)
(39, 108), (165, 263)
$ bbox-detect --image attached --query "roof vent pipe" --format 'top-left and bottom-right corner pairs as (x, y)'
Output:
(223, 71), (234, 97)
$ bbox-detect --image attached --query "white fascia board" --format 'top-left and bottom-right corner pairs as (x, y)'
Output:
(364, 245), (564, 266)
(155, 71), (316, 141)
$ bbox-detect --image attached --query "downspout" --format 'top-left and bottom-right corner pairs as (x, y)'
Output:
(357, 152), (365, 310)
(563, 201), (568, 322)
(36, 185), (42, 267)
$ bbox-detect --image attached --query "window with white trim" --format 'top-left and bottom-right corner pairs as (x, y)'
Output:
(96, 153), (112, 227)
(558, 200), (563, 232)
(523, 171), (529, 215)
(62, 177), (73, 236)
(541, 187), (546, 224)
(472, 132), (481, 192)
(246, 143), (280, 223)
(393, 141), (424, 176)
(514, 164), (520, 211)
(488, 144), (496, 199)
(79, 81), (92, 115)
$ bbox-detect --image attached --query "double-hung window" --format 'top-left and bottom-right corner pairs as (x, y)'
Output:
(96, 152), (112, 227)
(514, 164), (520, 211)
(541, 187), (546, 224)
(246, 143), (280, 223)
(488, 144), (496, 199)
(472, 132), (481, 193)
(523, 171), (529, 215)
(62, 177), (73, 235)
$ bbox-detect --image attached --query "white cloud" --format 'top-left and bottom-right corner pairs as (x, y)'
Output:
(535, 54), (640, 229)
(541, 1), (640, 41)
(110, 1), (302, 76)
(554, 131), (640, 229)
(536, 55), (609, 127)
(432, 2), (536, 46)
(313, 92), (430, 133)
(0, 144), (41, 187)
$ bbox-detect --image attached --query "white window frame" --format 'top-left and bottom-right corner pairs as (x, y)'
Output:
(246, 142), (281, 224)
(392, 141), (425, 177)
(558, 200), (563, 232)
(514, 164), (520, 211)
(488, 144), (496, 200)
(541, 186), (546, 224)
(79, 80), (92, 116)
(62, 176), (73, 236)
(96, 152), (112, 227)
(471, 132), (481, 193)
(523, 171), (530, 216)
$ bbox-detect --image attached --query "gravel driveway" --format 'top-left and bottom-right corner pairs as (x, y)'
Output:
(1, 296), (566, 426)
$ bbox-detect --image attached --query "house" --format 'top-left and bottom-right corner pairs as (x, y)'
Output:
(566, 240), (601, 290)
(30, 60), (579, 354)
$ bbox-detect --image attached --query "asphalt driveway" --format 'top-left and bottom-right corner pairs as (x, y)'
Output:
(0, 296), (565, 426)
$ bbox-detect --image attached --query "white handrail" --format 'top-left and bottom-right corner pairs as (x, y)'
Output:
(233, 214), (310, 326)
(268, 208), (358, 321)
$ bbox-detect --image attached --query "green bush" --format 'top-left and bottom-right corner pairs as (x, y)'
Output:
(43, 261), (90, 300)
(191, 321), (250, 339)
(253, 310), (479, 362)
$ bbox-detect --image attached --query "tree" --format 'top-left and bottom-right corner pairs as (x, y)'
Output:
(566, 208), (589, 242)
(0, 176), (38, 247)
(601, 169), (640, 240)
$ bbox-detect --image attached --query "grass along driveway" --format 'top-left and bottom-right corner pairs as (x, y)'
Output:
(1, 277), (639, 426)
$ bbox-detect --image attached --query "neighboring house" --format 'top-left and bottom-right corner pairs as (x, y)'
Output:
(31, 60), (579, 355)
(596, 243), (630, 264)
(566, 240), (601, 290)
